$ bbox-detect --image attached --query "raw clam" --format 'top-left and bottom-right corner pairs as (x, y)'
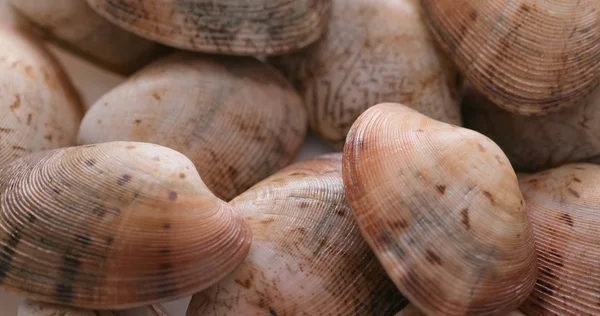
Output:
(18, 300), (169, 316)
(343, 103), (537, 315)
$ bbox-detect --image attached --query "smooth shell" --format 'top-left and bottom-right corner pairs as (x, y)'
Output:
(394, 304), (526, 316)
(85, 0), (332, 56)
(0, 142), (251, 309)
(519, 164), (600, 315)
(18, 300), (170, 316)
(187, 153), (407, 315)
(78, 52), (307, 201)
(421, 0), (600, 115)
(271, 0), (462, 149)
(343, 103), (537, 315)
(0, 26), (82, 168)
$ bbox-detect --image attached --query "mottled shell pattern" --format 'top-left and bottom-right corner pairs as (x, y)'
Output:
(85, 0), (332, 56)
(187, 153), (406, 316)
(0, 142), (251, 309)
(271, 0), (462, 149)
(18, 300), (170, 316)
(343, 103), (538, 315)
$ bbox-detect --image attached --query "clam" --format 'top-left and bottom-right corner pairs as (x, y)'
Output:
(519, 164), (600, 315)
(0, 142), (251, 309)
(187, 153), (406, 315)
(84, 0), (332, 56)
(271, 0), (462, 149)
(343, 103), (538, 315)
(421, 0), (600, 115)
(18, 300), (169, 316)
(78, 52), (307, 201)
(395, 304), (525, 316)
(9, 0), (167, 75)
(0, 26), (82, 168)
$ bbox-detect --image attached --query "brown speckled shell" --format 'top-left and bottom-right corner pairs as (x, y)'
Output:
(421, 0), (600, 115)
(187, 153), (406, 316)
(343, 103), (537, 315)
(395, 304), (525, 316)
(18, 300), (170, 316)
(78, 52), (307, 202)
(0, 26), (82, 168)
(271, 0), (462, 149)
(0, 142), (251, 309)
(519, 164), (600, 315)
(85, 0), (332, 56)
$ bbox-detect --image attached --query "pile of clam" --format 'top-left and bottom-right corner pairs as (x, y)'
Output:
(1, 0), (599, 315)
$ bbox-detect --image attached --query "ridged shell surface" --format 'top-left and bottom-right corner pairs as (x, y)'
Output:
(343, 103), (538, 315)
(18, 300), (170, 316)
(187, 153), (407, 316)
(0, 142), (251, 309)
(394, 304), (526, 316)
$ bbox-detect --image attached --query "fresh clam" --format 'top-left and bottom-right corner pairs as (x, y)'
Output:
(343, 103), (537, 315)
(271, 0), (462, 149)
(394, 303), (526, 316)
(18, 300), (170, 316)
(85, 0), (332, 56)
(421, 0), (600, 115)
(78, 52), (307, 201)
(187, 153), (406, 315)
(0, 142), (251, 309)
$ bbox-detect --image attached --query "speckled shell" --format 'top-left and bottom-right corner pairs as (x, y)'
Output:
(84, 0), (332, 56)
(270, 0), (462, 149)
(343, 103), (538, 315)
(78, 52), (307, 202)
(395, 304), (525, 316)
(0, 26), (82, 168)
(421, 0), (600, 115)
(463, 83), (600, 172)
(18, 300), (170, 316)
(0, 142), (251, 309)
(519, 164), (600, 315)
(187, 153), (407, 316)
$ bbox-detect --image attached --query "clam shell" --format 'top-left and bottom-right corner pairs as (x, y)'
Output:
(187, 153), (406, 315)
(0, 26), (82, 168)
(421, 0), (600, 115)
(78, 52), (307, 201)
(270, 0), (462, 149)
(519, 164), (600, 315)
(85, 0), (332, 56)
(395, 304), (525, 316)
(18, 300), (170, 316)
(0, 142), (251, 309)
(343, 103), (537, 315)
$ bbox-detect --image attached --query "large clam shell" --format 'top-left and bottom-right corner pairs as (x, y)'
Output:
(18, 300), (170, 316)
(343, 103), (537, 315)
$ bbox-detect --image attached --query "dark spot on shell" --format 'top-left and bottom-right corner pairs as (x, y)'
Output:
(425, 250), (442, 265)
(298, 201), (310, 208)
(126, 145), (135, 149)
(436, 185), (446, 194)
(163, 223), (171, 229)
(227, 166), (239, 178)
(520, 3), (531, 13)
(55, 254), (82, 303)
(390, 219), (408, 230)
(168, 191), (178, 201)
(537, 278), (555, 296)
(44, 134), (53, 141)
(258, 296), (266, 308)
(260, 218), (275, 225)
(159, 248), (170, 254)
(179, 173), (186, 179)
(548, 248), (564, 267)
(234, 278), (252, 289)
(27, 114), (32, 125)
(75, 234), (91, 246)
(0, 127), (13, 134)
(92, 206), (106, 217)
(568, 188), (580, 198)
(54, 284), (74, 303)
(482, 191), (495, 204)
(117, 174), (132, 186)
(152, 92), (162, 101)
(469, 10), (478, 21)
(52, 188), (61, 195)
(477, 143), (485, 152)
(85, 159), (96, 167)
(336, 208), (345, 216)
(11, 146), (25, 151)
(0, 230), (23, 282)
(559, 213), (574, 227)
(269, 307), (278, 316)
(540, 266), (558, 281)
(9, 95), (20, 111)
(106, 237), (113, 245)
(461, 208), (470, 229)
(134, 119), (142, 124)
(573, 177), (582, 183)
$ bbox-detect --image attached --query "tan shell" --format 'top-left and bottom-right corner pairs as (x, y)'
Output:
(270, 0), (462, 149)
(0, 142), (251, 309)
(519, 164), (600, 315)
(395, 304), (525, 316)
(463, 83), (600, 172)
(343, 103), (538, 315)
(78, 52), (307, 201)
(0, 26), (82, 168)
(421, 0), (600, 115)
(18, 300), (170, 316)
(85, 0), (332, 56)
(187, 153), (406, 315)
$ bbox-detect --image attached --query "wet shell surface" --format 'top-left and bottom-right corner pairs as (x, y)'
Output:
(343, 103), (538, 315)
(0, 142), (251, 309)
(0, 26), (82, 168)
(394, 304), (525, 316)
(10, 0), (167, 75)
(271, 0), (462, 149)
(78, 52), (307, 201)
(519, 164), (600, 315)
(18, 300), (170, 316)
(187, 153), (406, 316)
(421, 0), (600, 115)
(85, 0), (332, 56)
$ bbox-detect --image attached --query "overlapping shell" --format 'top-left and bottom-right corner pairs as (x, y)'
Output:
(271, 0), (462, 149)
(187, 153), (406, 315)
(0, 142), (251, 309)
(343, 103), (537, 315)
(18, 300), (169, 316)
(421, 0), (600, 115)
(85, 0), (332, 56)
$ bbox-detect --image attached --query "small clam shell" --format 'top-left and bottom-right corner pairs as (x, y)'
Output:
(421, 0), (600, 115)
(343, 103), (537, 315)
(18, 300), (170, 316)
(395, 304), (525, 316)
(0, 142), (251, 309)
(519, 164), (600, 315)
(271, 0), (462, 149)
(78, 52), (307, 201)
(0, 26), (82, 168)
(85, 0), (332, 56)
(187, 153), (406, 315)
